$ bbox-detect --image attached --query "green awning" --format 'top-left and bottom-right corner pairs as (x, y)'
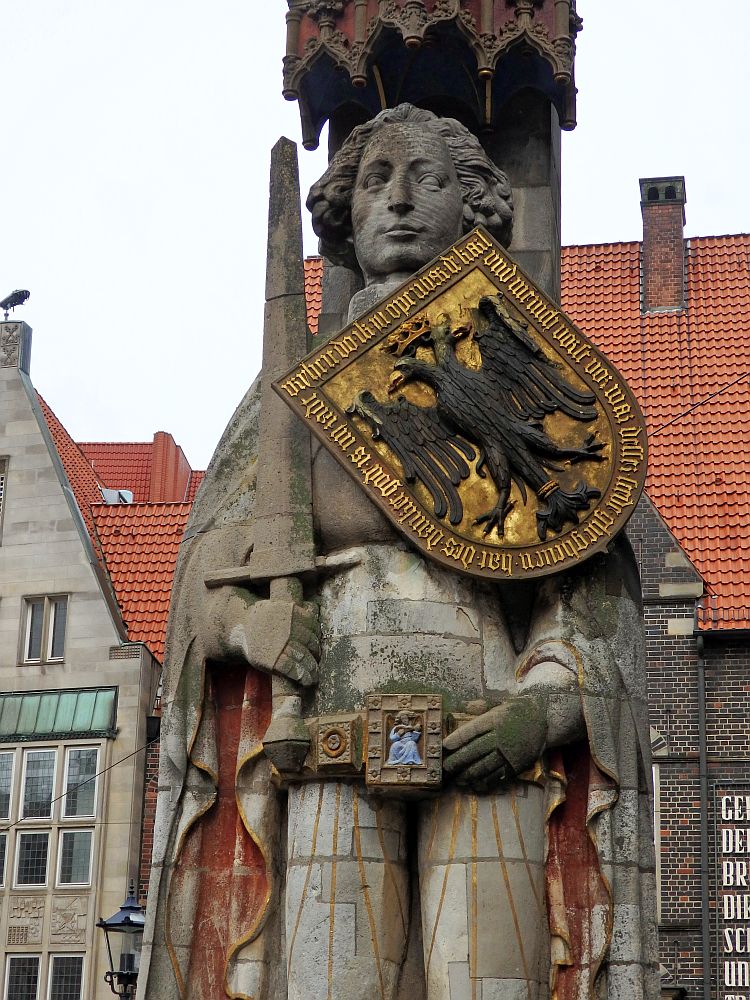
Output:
(0, 688), (117, 742)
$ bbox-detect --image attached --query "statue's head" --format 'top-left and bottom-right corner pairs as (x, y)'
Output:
(307, 104), (513, 284)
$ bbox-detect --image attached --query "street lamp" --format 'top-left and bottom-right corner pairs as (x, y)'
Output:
(96, 881), (145, 998)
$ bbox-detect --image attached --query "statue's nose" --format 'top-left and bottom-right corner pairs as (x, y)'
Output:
(387, 174), (414, 215)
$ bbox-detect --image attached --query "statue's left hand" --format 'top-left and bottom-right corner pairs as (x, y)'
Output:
(442, 708), (512, 792)
(442, 695), (548, 793)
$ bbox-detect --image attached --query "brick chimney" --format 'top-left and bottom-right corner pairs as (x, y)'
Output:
(149, 431), (191, 502)
(639, 176), (687, 312)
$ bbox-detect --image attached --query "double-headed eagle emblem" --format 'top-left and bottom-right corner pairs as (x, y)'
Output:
(348, 293), (604, 541)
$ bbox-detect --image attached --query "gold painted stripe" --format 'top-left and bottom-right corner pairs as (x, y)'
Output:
(490, 799), (533, 1000)
(191, 758), (219, 784)
(167, 644), (212, 994)
(165, 793), (216, 999)
(424, 798), (440, 862)
(328, 784), (342, 1000)
(289, 783), (308, 862)
(470, 796), (478, 1000)
(425, 796), (462, 978)
(375, 803), (408, 941)
(354, 790), (387, 1000)
(510, 786), (544, 914)
(184, 641), (206, 761)
(235, 740), (264, 779)
(225, 748), (275, 998)
(586, 807), (615, 992)
(288, 783), (325, 979)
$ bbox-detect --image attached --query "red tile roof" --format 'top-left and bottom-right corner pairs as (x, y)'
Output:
(39, 419), (201, 660)
(561, 234), (750, 631)
(79, 442), (153, 501)
(92, 503), (192, 660)
(80, 434), (201, 503)
(40, 234), (750, 646)
(37, 394), (104, 546)
(304, 257), (323, 335)
(185, 470), (205, 502)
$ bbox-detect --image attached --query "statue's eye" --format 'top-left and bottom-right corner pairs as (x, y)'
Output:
(418, 172), (443, 190)
(362, 172), (387, 191)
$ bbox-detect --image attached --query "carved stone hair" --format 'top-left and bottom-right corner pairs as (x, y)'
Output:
(307, 104), (514, 271)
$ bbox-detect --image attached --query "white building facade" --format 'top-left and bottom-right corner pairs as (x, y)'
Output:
(0, 321), (158, 1000)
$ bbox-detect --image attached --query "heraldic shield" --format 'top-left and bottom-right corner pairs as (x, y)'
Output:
(274, 227), (647, 581)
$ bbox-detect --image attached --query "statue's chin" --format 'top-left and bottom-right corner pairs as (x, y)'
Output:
(358, 243), (443, 287)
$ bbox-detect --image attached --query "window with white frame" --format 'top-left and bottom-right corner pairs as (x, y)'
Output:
(1, 743), (104, 896)
(57, 830), (92, 887)
(22, 750), (56, 819)
(15, 831), (50, 887)
(47, 956), (83, 1000)
(5, 955), (40, 1000)
(0, 751), (13, 819)
(22, 596), (68, 663)
(63, 748), (97, 818)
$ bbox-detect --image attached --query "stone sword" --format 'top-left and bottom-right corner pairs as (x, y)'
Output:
(205, 137), (316, 773)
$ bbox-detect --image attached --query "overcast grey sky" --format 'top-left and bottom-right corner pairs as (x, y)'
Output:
(3, 2), (748, 469)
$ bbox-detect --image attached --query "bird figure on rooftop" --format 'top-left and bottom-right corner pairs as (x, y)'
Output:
(1, 289), (30, 321)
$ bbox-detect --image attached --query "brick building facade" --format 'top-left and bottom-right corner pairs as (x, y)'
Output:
(567, 180), (750, 999)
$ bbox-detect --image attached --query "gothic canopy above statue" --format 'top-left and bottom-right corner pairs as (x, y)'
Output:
(283, 0), (582, 149)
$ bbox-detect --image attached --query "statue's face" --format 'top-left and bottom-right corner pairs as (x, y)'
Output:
(351, 124), (464, 284)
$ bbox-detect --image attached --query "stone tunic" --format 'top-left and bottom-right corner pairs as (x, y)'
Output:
(138, 371), (659, 1000)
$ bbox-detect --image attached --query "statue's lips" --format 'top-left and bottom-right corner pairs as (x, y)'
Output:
(384, 227), (422, 239)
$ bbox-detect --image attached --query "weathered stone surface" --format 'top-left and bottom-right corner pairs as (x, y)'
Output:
(141, 104), (656, 1000)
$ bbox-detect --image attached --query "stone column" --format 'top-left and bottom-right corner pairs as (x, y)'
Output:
(484, 90), (562, 302)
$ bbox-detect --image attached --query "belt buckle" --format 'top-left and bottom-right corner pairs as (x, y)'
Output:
(365, 693), (443, 796)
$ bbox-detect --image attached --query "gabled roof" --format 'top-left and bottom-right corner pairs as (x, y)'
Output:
(37, 394), (104, 545)
(91, 503), (192, 660)
(39, 412), (201, 661)
(561, 234), (750, 630)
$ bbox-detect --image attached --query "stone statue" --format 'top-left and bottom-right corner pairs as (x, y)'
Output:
(139, 105), (658, 1000)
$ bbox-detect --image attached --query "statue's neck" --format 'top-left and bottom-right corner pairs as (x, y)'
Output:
(347, 275), (411, 322)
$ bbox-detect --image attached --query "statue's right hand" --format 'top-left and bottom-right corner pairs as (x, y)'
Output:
(205, 588), (320, 687)
(261, 599), (320, 687)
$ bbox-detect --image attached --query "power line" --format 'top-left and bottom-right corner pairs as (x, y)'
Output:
(651, 370), (750, 436)
(0, 736), (159, 834)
